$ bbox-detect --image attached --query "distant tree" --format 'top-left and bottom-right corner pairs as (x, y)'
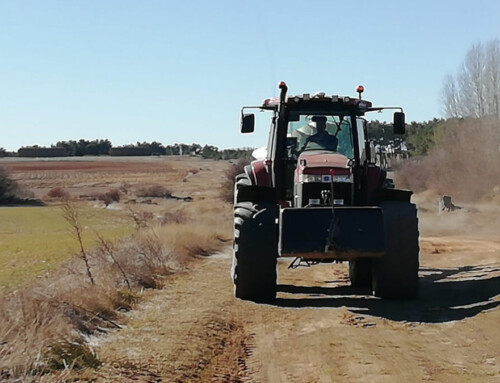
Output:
(55, 139), (111, 156)
(220, 148), (254, 160)
(442, 39), (500, 118)
(366, 120), (394, 142)
(190, 143), (202, 155)
(0, 147), (7, 158)
(201, 145), (220, 159)
(405, 119), (444, 156)
(165, 144), (180, 155)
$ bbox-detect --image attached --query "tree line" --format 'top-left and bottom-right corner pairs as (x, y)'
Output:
(1, 139), (253, 160)
(0, 122), (446, 160)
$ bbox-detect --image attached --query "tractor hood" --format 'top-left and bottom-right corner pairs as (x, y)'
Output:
(295, 150), (351, 183)
(298, 151), (349, 169)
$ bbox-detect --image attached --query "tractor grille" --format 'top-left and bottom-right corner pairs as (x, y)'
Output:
(300, 182), (353, 206)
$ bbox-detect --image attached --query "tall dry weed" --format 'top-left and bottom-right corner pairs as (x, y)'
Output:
(62, 200), (95, 285)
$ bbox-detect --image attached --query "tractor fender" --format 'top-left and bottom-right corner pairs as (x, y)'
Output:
(235, 185), (276, 204)
(247, 160), (271, 186)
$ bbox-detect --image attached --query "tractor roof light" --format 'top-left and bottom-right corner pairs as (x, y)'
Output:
(357, 85), (364, 99)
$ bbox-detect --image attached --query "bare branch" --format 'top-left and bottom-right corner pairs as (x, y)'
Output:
(61, 200), (95, 285)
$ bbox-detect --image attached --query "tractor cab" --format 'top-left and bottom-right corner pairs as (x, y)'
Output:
(240, 83), (404, 207)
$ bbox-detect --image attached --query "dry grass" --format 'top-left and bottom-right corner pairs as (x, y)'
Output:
(0, 157), (234, 380)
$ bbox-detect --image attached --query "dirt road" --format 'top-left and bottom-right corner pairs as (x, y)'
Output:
(91, 230), (500, 382)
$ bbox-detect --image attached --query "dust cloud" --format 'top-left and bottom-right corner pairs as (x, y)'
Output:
(395, 118), (500, 202)
(394, 118), (500, 240)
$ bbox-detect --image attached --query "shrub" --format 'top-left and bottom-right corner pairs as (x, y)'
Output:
(47, 187), (70, 199)
(0, 167), (19, 202)
(136, 184), (172, 198)
(98, 189), (121, 206)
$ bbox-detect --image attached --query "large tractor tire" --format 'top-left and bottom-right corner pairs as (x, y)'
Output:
(349, 258), (372, 288)
(233, 173), (251, 204)
(372, 201), (419, 299)
(231, 202), (277, 302)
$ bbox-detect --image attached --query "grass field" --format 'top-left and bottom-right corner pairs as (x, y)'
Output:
(0, 156), (231, 293)
(0, 205), (132, 292)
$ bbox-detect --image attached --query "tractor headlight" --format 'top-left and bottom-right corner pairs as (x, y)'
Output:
(299, 174), (322, 183)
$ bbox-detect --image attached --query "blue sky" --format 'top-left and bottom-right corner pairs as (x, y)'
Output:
(1, 0), (499, 151)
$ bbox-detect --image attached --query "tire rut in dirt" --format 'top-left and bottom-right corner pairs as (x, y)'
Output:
(161, 314), (254, 383)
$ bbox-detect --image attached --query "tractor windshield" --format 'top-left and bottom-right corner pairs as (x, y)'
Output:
(287, 115), (354, 159)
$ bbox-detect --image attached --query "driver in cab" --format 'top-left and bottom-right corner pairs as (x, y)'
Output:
(302, 116), (338, 151)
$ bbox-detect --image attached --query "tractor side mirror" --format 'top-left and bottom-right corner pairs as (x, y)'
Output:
(393, 112), (405, 135)
(241, 114), (255, 134)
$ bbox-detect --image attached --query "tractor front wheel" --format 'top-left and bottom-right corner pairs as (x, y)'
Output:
(231, 202), (277, 302)
(372, 201), (419, 299)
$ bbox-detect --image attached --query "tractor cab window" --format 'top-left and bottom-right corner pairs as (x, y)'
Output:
(356, 118), (366, 163)
(286, 115), (354, 159)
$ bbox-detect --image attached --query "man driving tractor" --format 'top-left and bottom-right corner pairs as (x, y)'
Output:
(301, 116), (338, 151)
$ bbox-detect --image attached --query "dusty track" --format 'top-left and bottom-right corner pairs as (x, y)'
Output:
(92, 234), (500, 382)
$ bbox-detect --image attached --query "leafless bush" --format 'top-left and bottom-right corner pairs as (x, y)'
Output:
(135, 184), (172, 198)
(47, 187), (70, 200)
(126, 208), (154, 230)
(98, 188), (121, 206)
(61, 201), (95, 285)
(95, 232), (131, 289)
(396, 117), (500, 201)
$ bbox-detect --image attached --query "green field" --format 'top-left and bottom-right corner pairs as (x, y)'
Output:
(0, 205), (133, 293)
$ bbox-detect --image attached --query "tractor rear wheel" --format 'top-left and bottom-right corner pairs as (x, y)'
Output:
(372, 201), (419, 299)
(231, 202), (277, 302)
(349, 258), (372, 287)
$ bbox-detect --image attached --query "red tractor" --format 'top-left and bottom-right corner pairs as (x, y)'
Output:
(231, 82), (419, 302)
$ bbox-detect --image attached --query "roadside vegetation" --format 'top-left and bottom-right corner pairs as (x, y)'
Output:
(0, 159), (233, 381)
